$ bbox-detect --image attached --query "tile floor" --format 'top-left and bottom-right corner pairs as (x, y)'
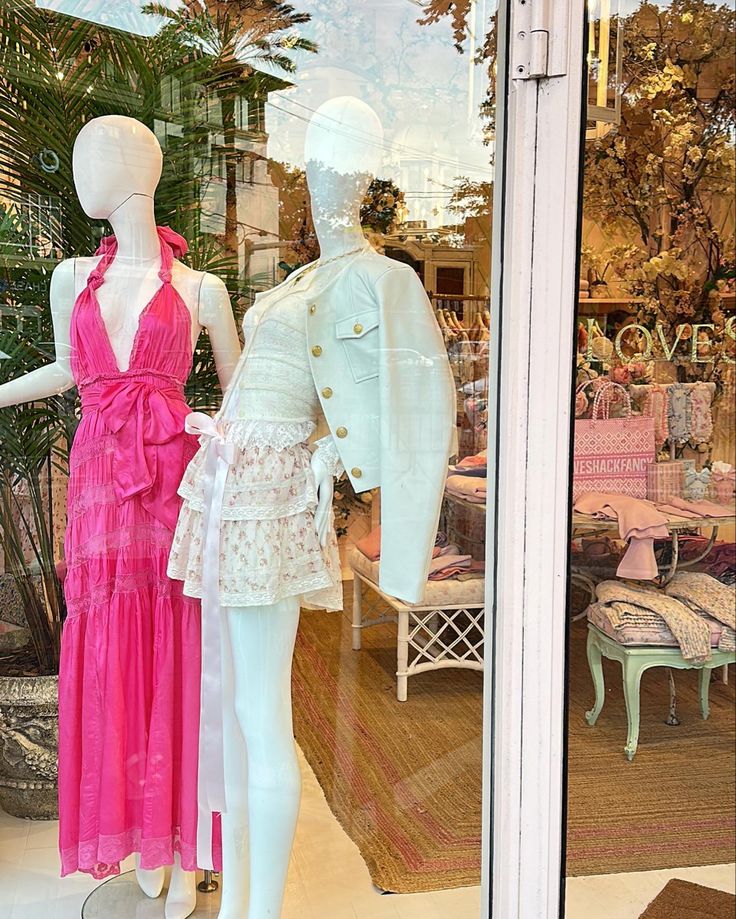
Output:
(0, 750), (733, 918)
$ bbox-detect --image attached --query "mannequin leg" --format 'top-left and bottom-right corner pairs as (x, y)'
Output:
(135, 852), (196, 917)
(218, 604), (252, 917)
(218, 599), (302, 919)
(164, 852), (197, 919)
(135, 856), (164, 898)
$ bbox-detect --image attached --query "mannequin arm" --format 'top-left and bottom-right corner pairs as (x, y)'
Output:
(0, 259), (75, 408)
(198, 274), (241, 393)
(310, 435), (343, 547)
(311, 434), (344, 478)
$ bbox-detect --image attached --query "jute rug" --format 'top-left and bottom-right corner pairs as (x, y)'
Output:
(638, 879), (736, 918)
(565, 620), (736, 877)
(292, 596), (735, 892)
(292, 603), (483, 893)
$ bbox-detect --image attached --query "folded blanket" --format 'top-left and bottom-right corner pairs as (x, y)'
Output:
(596, 580), (712, 662)
(428, 555), (473, 580)
(665, 572), (736, 633)
(446, 474), (487, 504)
(356, 527), (446, 563)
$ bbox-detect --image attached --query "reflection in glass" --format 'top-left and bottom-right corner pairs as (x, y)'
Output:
(0, 0), (500, 913)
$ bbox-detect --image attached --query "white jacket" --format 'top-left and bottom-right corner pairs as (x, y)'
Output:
(303, 248), (456, 604)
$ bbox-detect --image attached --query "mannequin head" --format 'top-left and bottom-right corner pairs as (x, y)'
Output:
(72, 115), (163, 219)
(304, 97), (383, 237)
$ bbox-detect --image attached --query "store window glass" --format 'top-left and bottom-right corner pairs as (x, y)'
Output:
(0, 2), (501, 916)
(567, 0), (735, 911)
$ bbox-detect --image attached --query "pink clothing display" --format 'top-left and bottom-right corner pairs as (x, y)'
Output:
(574, 492), (669, 580)
(58, 227), (218, 878)
(657, 496), (735, 519)
(356, 526), (443, 564)
(428, 552), (473, 580)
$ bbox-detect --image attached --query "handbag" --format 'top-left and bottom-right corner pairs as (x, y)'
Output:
(573, 381), (655, 500)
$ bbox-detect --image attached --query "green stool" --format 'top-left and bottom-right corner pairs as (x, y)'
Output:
(585, 623), (736, 761)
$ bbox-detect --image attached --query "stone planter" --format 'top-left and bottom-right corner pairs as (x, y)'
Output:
(0, 672), (58, 819)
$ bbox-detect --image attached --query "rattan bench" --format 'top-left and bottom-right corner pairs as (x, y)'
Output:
(348, 548), (485, 701)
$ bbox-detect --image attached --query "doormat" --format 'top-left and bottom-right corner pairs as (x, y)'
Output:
(639, 879), (736, 918)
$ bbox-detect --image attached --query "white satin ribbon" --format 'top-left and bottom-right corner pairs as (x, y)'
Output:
(185, 411), (235, 870)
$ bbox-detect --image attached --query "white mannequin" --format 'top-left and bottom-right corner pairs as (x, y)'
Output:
(217, 96), (381, 919)
(0, 115), (241, 919)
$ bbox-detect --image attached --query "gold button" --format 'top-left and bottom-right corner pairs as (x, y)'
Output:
(353, 322), (363, 334)
(322, 387), (333, 399)
(351, 467), (362, 478)
(311, 345), (322, 357)
(336, 426), (348, 439)
(309, 304), (316, 315)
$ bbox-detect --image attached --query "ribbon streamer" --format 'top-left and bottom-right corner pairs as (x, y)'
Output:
(185, 411), (235, 869)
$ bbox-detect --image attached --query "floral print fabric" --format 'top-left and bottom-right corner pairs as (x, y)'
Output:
(168, 419), (342, 610)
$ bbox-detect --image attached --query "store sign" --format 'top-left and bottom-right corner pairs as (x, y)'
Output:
(582, 316), (736, 364)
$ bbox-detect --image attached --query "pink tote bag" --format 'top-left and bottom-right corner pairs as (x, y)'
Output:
(573, 381), (655, 500)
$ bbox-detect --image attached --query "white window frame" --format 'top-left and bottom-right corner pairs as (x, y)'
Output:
(481, 2), (587, 917)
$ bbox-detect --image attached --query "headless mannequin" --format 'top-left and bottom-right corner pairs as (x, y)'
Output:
(217, 96), (381, 919)
(0, 116), (241, 919)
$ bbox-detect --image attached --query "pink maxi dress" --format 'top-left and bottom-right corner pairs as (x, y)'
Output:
(58, 226), (218, 878)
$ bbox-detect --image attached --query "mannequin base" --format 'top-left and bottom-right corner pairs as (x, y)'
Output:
(82, 870), (221, 917)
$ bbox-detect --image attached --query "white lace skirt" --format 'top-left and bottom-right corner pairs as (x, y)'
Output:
(168, 419), (343, 610)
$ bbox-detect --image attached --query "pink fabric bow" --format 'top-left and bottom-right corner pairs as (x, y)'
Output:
(712, 470), (735, 484)
(90, 376), (190, 530)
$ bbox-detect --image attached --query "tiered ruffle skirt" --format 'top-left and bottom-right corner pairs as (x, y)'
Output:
(168, 420), (342, 611)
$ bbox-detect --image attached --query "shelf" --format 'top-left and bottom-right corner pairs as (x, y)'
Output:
(577, 298), (643, 318)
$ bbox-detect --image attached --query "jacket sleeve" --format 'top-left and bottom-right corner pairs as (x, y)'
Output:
(375, 265), (456, 603)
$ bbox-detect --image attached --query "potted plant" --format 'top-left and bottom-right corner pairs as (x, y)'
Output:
(0, 325), (72, 820)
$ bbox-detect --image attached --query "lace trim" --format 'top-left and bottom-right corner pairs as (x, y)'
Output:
(66, 524), (173, 567)
(178, 463), (318, 519)
(312, 435), (344, 479)
(64, 572), (191, 617)
(70, 434), (116, 467)
(177, 491), (318, 521)
(179, 569), (342, 609)
(67, 483), (117, 519)
(60, 826), (213, 879)
(215, 418), (316, 451)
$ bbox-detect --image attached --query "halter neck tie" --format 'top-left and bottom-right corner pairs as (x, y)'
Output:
(88, 225), (188, 290)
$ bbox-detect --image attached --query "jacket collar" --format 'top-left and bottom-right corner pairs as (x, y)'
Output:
(257, 246), (374, 304)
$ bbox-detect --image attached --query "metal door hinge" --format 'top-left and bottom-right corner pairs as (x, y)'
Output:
(512, 0), (569, 80)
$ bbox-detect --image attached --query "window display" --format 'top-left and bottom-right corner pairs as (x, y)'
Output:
(0, 2), (494, 917)
(565, 0), (735, 897)
(3, 0), (729, 915)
